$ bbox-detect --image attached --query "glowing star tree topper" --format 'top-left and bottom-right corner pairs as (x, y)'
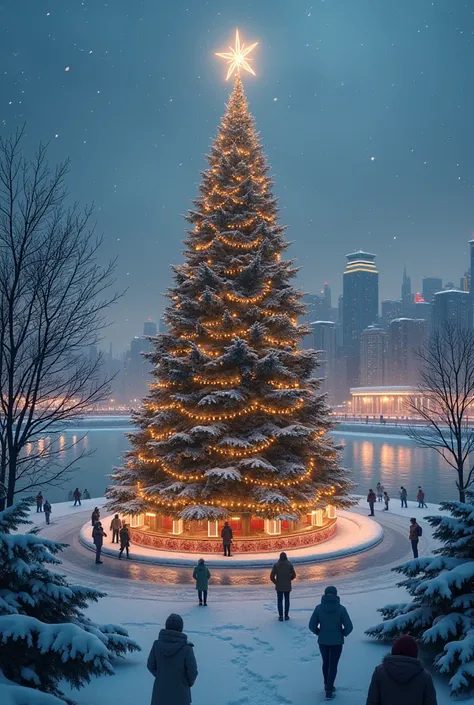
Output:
(215, 29), (258, 81)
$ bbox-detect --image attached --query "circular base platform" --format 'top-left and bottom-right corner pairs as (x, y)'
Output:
(79, 510), (383, 567)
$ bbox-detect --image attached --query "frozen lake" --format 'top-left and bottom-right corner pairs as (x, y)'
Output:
(29, 418), (452, 504)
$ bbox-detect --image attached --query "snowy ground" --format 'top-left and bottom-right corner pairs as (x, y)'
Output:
(27, 498), (458, 705)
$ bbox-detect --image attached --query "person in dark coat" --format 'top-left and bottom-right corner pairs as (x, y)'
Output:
(367, 489), (376, 516)
(36, 492), (43, 512)
(221, 521), (233, 556)
(193, 558), (211, 606)
(409, 518), (422, 558)
(147, 613), (198, 705)
(400, 486), (408, 508)
(383, 491), (390, 511)
(270, 552), (296, 621)
(43, 500), (52, 525)
(118, 523), (131, 559)
(73, 488), (81, 506)
(417, 486), (427, 508)
(366, 634), (437, 705)
(92, 521), (107, 564)
(91, 507), (100, 526)
(309, 586), (353, 700)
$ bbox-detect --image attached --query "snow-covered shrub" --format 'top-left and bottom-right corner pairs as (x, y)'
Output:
(366, 495), (474, 696)
(0, 499), (140, 704)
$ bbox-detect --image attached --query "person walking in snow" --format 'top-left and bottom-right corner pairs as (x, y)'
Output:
(147, 613), (198, 705)
(376, 482), (384, 502)
(399, 486), (408, 508)
(409, 518), (422, 558)
(92, 521), (107, 564)
(416, 486), (427, 508)
(110, 514), (121, 543)
(118, 523), (131, 559)
(193, 558), (211, 606)
(383, 491), (390, 511)
(221, 521), (233, 557)
(43, 500), (52, 525)
(309, 586), (353, 700)
(36, 492), (43, 512)
(366, 634), (438, 705)
(270, 551), (296, 621)
(91, 507), (100, 526)
(83, 488), (91, 499)
(367, 489), (376, 517)
(73, 488), (81, 506)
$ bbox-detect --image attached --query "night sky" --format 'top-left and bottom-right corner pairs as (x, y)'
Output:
(1, 1), (473, 353)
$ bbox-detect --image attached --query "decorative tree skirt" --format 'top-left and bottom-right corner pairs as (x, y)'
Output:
(79, 511), (382, 567)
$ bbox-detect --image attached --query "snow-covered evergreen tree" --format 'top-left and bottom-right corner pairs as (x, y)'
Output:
(0, 499), (140, 704)
(366, 495), (474, 696)
(107, 76), (352, 523)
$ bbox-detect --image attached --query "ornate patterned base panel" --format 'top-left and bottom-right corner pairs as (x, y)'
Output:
(129, 520), (337, 554)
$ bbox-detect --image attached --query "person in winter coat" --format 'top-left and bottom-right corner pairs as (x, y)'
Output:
(193, 558), (211, 606)
(36, 492), (43, 512)
(417, 486), (427, 508)
(409, 518), (422, 558)
(399, 486), (408, 508)
(110, 514), (121, 543)
(309, 586), (353, 700)
(83, 488), (91, 499)
(118, 523), (131, 559)
(92, 521), (107, 564)
(367, 489), (376, 516)
(147, 613), (198, 705)
(43, 500), (52, 525)
(73, 488), (81, 506)
(270, 552), (296, 621)
(366, 634), (437, 705)
(221, 521), (233, 556)
(376, 483), (384, 502)
(91, 507), (100, 526)
(383, 491), (390, 511)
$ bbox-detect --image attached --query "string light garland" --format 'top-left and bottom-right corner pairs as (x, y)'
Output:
(225, 280), (271, 304)
(209, 437), (276, 456)
(193, 374), (242, 386)
(148, 398), (304, 422)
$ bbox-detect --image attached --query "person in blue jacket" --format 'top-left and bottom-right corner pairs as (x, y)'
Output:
(309, 586), (353, 700)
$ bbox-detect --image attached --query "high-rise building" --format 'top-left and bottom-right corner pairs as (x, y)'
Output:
(381, 299), (402, 328)
(323, 282), (331, 313)
(158, 315), (168, 333)
(401, 266), (413, 312)
(342, 251), (378, 388)
(311, 321), (337, 403)
(143, 320), (157, 337)
(360, 325), (387, 387)
(422, 277), (442, 304)
(470, 239), (474, 291)
(302, 293), (325, 324)
(433, 289), (473, 331)
(387, 318), (427, 386)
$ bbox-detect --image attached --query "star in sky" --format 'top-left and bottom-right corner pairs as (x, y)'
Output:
(215, 29), (258, 81)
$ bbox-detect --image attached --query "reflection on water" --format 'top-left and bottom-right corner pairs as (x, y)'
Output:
(24, 420), (452, 504)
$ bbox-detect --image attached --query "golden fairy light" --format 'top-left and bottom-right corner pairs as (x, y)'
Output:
(215, 29), (258, 81)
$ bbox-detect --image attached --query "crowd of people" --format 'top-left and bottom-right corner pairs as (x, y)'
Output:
(366, 485), (426, 558)
(91, 509), (131, 564)
(147, 592), (438, 704)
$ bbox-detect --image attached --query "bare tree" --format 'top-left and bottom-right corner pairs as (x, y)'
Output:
(406, 323), (474, 502)
(0, 129), (121, 508)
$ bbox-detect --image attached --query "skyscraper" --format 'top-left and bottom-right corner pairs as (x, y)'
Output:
(470, 239), (474, 290)
(311, 321), (337, 403)
(143, 320), (157, 337)
(342, 251), (378, 388)
(387, 318), (427, 386)
(422, 277), (442, 304)
(433, 289), (473, 331)
(323, 282), (331, 313)
(401, 266), (412, 311)
(360, 325), (387, 387)
(381, 299), (402, 328)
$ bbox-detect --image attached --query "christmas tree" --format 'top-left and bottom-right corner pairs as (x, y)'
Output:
(107, 45), (352, 528)
(0, 499), (140, 704)
(366, 495), (474, 696)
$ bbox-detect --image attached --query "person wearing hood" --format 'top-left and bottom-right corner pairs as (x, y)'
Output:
(147, 613), (198, 705)
(366, 634), (437, 705)
(270, 552), (296, 621)
(309, 586), (353, 700)
(92, 521), (107, 564)
(193, 558), (211, 606)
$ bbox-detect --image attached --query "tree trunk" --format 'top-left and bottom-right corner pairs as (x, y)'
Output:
(7, 451), (17, 507)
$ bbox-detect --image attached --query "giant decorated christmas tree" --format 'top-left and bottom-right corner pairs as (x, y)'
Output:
(107, 33), (352, 548)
